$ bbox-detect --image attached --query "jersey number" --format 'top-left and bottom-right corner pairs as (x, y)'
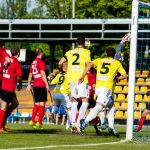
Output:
(100, 63), (110, 74)
(32, 64), (38, 75)
(72, 53), (80, 65)
(58, 76), (65, 85)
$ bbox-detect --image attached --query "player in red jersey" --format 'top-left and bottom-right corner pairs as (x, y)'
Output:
(26, 48), (50, 129)
(0, 40), (11, 98)
(136, 85), (150, 132)
(0, 47), (22, 133)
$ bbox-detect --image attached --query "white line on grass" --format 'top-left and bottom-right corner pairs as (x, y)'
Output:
(0, 140), (127, 150)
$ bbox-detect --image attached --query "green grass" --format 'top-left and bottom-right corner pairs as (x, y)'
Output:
(0, 124), (150, 150)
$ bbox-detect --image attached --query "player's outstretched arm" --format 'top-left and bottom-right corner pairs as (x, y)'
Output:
(117, 74), (128, 81)
(26, 73), (32, 92)
(78, 61), (93, 84)
(114, 33), (130, 61)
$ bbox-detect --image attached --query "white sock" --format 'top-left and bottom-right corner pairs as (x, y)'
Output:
(71, 102), (78, 125)
(67, 110), (72, 125)
(100, 111), (106, 125)
(108, 107), (116, 129)
(85, 104), (103, 124)
(76, 102), (89, 125)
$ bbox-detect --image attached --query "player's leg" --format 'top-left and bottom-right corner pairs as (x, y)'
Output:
(2, 96), (19, 130)
(0, 90), (10, 133)
(30, 87), (40, 126)
(55, 112), (59, 125)
(70, 83), (79, 127)
(35, 87), (47, 128)
(107, 106), (119, 136)
(99, 111), (108, 130)
(137, 109), (150, 132)
(76, 83), (89, 129)
(65, 95), (72, 129)
(81, 87), (112, 133)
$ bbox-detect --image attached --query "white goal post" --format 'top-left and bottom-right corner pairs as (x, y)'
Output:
(126, 0), (150, 141)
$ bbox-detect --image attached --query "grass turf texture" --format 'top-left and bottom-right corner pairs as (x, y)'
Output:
(0, 124), (149, 150)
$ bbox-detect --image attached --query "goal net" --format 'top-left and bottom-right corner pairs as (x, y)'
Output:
(126, 0), (150, 141)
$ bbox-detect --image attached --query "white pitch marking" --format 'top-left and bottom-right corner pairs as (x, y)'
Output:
(0, 140), (127, 150)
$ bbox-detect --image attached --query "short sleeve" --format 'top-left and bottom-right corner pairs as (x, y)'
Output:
(86, 50), (91, 62)
(16, 62), (22, 77)
(117, 61), (126, 75)
(64, 51), (69, 61)
(40, 60), (46, 71)
(51, 74), (59, 85)
(92, 58), (100, 69)
(2, 49), (9, 59)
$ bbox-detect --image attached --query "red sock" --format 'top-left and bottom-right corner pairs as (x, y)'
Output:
(138, 116), (146, 131)
(92, 117), (98, 125)
(75, 112), (79, 122)
(0, 109), (5, 128)
(38, 106), (44, 125)
(32, 105), (39, 123)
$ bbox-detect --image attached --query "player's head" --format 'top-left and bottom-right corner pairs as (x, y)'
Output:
(11, 46), (20, 58)
(36, 48), (44, 58)
(76, 35), (85, 47)
(106, 47), (116, 58)
(0, 40), (4, 47)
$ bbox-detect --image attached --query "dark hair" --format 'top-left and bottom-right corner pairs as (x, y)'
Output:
(0, 40), (4, 47)
(36, 48), (43, 56)
(11, 47), (20, 56)
(106, 47), (116, 58)
(77, 35), (85, 45)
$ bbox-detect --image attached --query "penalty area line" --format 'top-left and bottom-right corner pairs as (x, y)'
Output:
(0, 140), (127, 150)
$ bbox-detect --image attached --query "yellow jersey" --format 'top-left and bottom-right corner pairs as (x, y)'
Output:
(51, 72), (70, 94)
(93, 57), (126, 91)
(64, 47), (91, 84)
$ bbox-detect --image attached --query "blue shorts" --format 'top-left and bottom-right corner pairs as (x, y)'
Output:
(58, 105), (66, 115)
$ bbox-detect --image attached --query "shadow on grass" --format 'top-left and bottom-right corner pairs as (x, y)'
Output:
(9, 128), (62, 134)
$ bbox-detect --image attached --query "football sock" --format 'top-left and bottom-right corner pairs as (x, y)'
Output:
(3, 104), (18, 127)
(92, 116), (99, 125)
(67, 110), (72, 124)
(75, 112), (79, 122)
(100, 111), (106, 125)
(71, 102), (78, 125)
(138, 116), (146, 131)
(32, 104), (39, 123)
(76, 102), (89, 125)
(0, 109), (5, 128)
(85, 105), (103, 124)
(107, 107), (116, 129)
(38, 105), (45, 125)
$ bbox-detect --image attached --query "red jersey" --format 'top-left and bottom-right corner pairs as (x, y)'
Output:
(87, 70), (96, 97)
(0, 47), (10, 80)
(2, 56), (22, 92)
(30, 57), (46, 87)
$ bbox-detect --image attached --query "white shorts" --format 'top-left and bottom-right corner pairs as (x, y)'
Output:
(95, 87), (114, 107)
(53, 93), (72, 109)
(70, 83), (89, 99)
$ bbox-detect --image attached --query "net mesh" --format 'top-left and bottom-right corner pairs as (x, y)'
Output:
(133, 1), (150, 140)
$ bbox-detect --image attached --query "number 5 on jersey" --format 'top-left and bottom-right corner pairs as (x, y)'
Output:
(100, 63), (110, 74)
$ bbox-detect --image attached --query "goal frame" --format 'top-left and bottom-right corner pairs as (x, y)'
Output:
(126, 0), (150, 141)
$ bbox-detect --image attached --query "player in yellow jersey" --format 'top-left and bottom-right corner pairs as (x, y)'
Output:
(59, 36), (91, 132)
(50, 63), (72, 127)
(80, 47), (128, 135)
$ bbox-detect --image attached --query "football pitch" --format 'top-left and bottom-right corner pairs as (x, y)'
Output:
(0, 124), (150, 150)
